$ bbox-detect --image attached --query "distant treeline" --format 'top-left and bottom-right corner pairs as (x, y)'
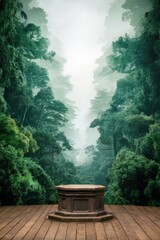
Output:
(78, 0), (160, 206)
(0, 0), (78, 206)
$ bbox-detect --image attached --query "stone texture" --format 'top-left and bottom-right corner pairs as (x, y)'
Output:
(48, 184), (113, 222)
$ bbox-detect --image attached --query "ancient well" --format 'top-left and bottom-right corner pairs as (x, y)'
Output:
(48, 184), (113, 222)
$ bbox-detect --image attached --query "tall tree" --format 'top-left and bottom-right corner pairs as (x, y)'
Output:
(104, 0), (160, 205)
(0, 0), (79, 205)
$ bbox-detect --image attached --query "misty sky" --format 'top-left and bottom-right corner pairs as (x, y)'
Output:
(37, 0), (132, 149)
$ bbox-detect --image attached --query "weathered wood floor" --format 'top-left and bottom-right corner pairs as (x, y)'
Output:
(0, 204), (160, 239)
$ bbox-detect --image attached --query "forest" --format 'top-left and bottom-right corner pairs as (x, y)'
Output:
(0, 0), (160, 207)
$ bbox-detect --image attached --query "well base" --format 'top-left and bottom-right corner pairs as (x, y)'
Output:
(48, 211), (113, 222)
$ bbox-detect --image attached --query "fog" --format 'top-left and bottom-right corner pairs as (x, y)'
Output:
(36, 0), (133, 163)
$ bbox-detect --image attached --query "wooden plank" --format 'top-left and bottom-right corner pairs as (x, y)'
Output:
(12, 205), (47, 240)
(34, 220), (52, 240)
(95, 222), (106, 240)
(133, 206), (160, 236)
(0, 206), (34, 239)
(145, 206), (160, 220)
(0, 206), (12, 215)
(0, 206), (26, 229)
(103, 220), (118, 239)
(122, 207), (150, 240)
(86, 223), (96, 240)
(150, 207), (160, 215)
(76, 223), (86, 240)
(54, 222), (68, 240)
(110, 215), (129, 239)
(0, 206), (6, 212)
(124, 205), (160, 240)
(66, 222), (77, 240)
(1, 205), (40, 240)
(44, 221), (60, 240)
(109, 205), (127, 213)
(23, 205), (52, 240)
(105, 205), (114, 217)
(139, 206), (160, 228)
(116, 212), (140, 240)
(0, 204), (159, 240)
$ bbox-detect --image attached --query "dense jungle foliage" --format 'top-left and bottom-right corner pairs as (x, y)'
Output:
(0, 0), (78, 205)
(79, 0), (160, 206)
(0, 0), (160, 207)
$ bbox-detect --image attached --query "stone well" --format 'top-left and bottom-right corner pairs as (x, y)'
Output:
(48, 184), (113, 222)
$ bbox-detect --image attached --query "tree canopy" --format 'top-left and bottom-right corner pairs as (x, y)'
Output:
(0, 0), (160, 207)
(81, 0), (160, 206)
(0, 0), (78, 205)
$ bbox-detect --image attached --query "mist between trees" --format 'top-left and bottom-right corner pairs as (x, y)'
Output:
(0, 0), (160, 206)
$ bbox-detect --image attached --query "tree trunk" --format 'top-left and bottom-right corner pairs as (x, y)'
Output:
(37, 104), (44, 129)
(21, 106), (28, 126)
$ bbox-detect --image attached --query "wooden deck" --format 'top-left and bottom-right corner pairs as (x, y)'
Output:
(0, 205), (160, 239)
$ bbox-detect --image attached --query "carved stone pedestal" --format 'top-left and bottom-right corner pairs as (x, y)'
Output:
(48, 184), (113, 222)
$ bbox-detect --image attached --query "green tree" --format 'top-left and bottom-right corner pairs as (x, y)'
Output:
(24, 158), (56, 204)
(88, 0), (160, 206)
(0, 114), (35, 205)
(122, 0), (152, 34)
(106, 149), (160, 206)
(0, 0), (76, 206)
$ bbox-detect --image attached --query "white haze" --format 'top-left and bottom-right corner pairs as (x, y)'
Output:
(37, 0), (132, 154)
